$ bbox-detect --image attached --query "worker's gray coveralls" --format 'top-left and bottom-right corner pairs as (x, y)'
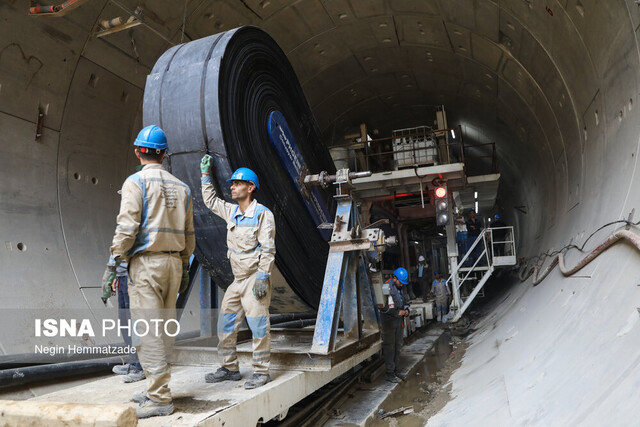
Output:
(111, 164), (195, 403)
(431, 278), (450, 314)
(380, 279), (409, 375)
(201, 176), (276, 374)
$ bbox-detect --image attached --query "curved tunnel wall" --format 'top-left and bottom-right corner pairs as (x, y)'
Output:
(426, 3), (640, 425)
(0, 0), (639, 422)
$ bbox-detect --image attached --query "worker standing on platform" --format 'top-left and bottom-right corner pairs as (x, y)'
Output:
(103, 125), (195, 419)
(378, 268), (410, 383)
(200, 154), (276, 390)
(430, 271), (451, 322)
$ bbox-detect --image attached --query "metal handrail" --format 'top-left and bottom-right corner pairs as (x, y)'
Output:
(448, 226), (515, 288)
(447, 226), (516, 321)
(328, 126), (462, 149)
(446, 229), (490, 291)
(448, 226), (516, 291)
(329, 143), (463, 163)
(487, 226), (516, 259)
(329, 125), (465, 172)
(331, 140), (464, 173)
(462, 141), (498, 174)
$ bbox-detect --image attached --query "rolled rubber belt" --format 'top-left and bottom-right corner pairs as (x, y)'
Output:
(143, 26), (335, 308)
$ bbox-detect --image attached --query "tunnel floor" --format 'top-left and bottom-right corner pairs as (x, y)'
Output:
(305, 320), (472, 427)
(368, 331), (468, 427)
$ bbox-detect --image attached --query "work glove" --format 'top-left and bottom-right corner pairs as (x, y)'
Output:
(179, 264), (190, 294)
(200, 154), (212, 174)
(101, 265), (117, 304)
(253, 277), (269, 300)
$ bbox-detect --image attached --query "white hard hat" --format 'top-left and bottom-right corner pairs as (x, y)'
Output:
(418, 255), (425, 262)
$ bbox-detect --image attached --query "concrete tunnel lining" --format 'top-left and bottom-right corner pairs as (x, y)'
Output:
(1, 0), (640, 424)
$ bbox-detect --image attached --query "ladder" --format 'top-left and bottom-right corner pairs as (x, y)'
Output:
(449, 226), (516, 322)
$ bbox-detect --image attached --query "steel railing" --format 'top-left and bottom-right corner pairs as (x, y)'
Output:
(447, 226), (516, 321)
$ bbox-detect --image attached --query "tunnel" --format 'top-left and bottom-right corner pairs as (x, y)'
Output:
(1, 0), (640, 424)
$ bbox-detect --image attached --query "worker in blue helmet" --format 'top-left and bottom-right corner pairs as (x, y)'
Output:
(377, 267), (411, 383)
(430, 271), (451, 322)
(199, 154), (276, 390)
(103, 125), (195, 418)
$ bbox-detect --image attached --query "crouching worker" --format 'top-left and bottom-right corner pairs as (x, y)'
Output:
(377, 268), (410, 383)
(103, 125), (195, 418)
(199, 154), (276, 389)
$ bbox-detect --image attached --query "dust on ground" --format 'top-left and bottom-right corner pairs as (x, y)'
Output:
(171, 397), (231, 414)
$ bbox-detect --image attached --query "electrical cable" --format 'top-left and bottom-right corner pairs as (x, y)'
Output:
(180, 0), (188, 43)
(520, 217), (640, 286)
(143, 27), (336, 308)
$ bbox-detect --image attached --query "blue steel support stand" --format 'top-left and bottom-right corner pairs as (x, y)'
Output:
(267, 112), (381, 355)
(311, 197), (380, 354)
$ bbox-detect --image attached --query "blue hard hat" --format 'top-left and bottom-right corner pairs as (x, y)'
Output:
(227, 167), (260, 190)
(134, 125), (168, 150)
(494, 214), (501, 219)
(434, 270), (440, 275)
(393, 267), (409, 285)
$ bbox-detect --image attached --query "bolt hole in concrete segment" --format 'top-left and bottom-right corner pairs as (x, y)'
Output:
(371, 332), (468, 427)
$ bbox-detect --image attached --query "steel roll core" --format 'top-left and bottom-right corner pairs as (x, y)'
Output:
(143, 26), (335, 308)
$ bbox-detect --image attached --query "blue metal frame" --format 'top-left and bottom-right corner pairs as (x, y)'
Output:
(311, 198), (380, 354)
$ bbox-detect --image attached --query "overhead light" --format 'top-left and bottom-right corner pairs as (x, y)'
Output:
(474, 191), (478, 199)
(450, 129), (455, 139)
(475, 201), (479, 213)
(438, 232), (444, 236)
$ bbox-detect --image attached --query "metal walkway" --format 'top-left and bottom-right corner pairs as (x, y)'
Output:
(449, 226), (516, 322)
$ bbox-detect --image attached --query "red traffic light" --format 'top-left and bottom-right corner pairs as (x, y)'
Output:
(435, 186), (447, 198)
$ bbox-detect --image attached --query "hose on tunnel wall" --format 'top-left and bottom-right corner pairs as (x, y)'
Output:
(143, 26), (336, 308)
(519, 218), (640, 285)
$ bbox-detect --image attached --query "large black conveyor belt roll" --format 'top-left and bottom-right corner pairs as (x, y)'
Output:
(143, 26), (335, 308)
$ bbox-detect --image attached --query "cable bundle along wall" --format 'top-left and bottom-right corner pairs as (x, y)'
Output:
(143, 26), (335, 308)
